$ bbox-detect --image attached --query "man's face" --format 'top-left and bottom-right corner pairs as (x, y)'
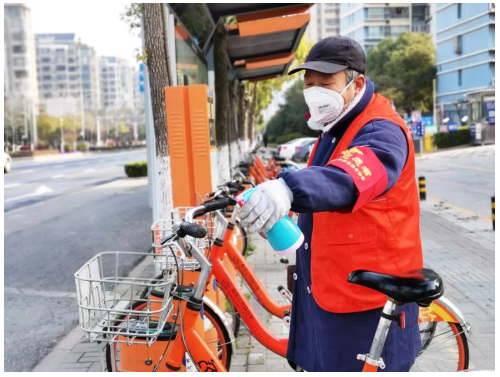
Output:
(303, 70), (366, 108)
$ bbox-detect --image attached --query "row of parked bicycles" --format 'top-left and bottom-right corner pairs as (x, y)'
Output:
(74, 149), (471, 372)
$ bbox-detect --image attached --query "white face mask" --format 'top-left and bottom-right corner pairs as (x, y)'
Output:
(303, 80), (354, 130)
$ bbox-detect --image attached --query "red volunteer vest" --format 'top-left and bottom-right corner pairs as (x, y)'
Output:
(307, 93), (423, 313)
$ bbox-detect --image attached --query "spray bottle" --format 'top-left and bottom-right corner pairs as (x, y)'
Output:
(236, 188), (304, 256)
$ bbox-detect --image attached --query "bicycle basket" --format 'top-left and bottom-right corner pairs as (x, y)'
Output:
(75, 252), (176, 346)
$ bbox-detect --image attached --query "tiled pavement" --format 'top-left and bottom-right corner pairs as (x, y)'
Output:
(34, 202), (494, 372)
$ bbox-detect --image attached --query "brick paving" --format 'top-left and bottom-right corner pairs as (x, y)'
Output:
(34, 202), (494, 372)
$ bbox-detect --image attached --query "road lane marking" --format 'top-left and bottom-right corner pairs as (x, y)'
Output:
(422, 161), (494, 173)
(4, 183), (21, 189)
(4, 286), (76, 298)
(51, 174), (65, 179)
(428, 196), (491, 222)
(5, 185), (54, 203)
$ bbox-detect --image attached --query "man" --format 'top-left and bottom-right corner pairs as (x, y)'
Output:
(240, 36), (423, 372)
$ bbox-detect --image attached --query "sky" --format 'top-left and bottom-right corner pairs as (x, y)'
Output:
(27, 1), (142, 66)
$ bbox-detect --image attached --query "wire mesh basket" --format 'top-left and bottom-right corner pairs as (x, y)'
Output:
(151, 207), (215, 254)
(75, 251), (176, 346)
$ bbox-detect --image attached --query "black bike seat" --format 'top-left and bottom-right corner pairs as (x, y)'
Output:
(347, 268), (444, 307)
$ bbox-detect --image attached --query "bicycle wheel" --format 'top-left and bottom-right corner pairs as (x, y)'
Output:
(105, 300), (233, 372)
(412, 321), (469, 372)
(201, 303), (233, 371)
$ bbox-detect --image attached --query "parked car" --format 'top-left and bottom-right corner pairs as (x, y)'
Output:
(278, 137), (315, 159)
(4, 152), (12, 173)
(292, 139), (316, 162)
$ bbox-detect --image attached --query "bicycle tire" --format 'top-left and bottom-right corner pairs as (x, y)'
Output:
(235, 219), (248, 257)
(414, 321), (469, 372)
(104, 300), (233, 371)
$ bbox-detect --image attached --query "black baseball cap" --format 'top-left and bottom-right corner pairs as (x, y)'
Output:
(288, 36), (366, 75)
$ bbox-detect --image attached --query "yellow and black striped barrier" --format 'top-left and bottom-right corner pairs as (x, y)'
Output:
(492, 197), (495, 231)
(419, 176), (426, 201)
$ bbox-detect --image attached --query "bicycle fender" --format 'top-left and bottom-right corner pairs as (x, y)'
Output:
(202, 296), (237, 354)
(418, 296), (471, 334)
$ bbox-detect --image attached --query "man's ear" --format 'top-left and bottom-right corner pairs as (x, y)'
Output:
(355, 75), (366, 94)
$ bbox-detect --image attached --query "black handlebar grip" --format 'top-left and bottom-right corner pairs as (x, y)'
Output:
(203, 197), (237, 212)
(243, 179), (253, 185)
(179, 222), (207, 239)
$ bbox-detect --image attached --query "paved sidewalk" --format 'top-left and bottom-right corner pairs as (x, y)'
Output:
(34, 202), (494, 372)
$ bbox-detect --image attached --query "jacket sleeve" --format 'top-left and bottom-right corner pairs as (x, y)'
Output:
(278, 120), (409, 213)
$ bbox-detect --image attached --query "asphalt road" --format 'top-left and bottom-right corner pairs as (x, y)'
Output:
(415, 145), (495, 223)
(4, 149), (153, 372)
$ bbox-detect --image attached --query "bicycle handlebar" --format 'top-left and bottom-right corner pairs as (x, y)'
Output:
(177, 222), (207, 239)
(203, 197), (237, 212)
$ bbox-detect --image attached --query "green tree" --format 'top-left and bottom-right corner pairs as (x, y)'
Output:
(366, 32), (436, 115)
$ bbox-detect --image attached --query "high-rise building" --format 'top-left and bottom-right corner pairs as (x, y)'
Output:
(99, 56), (134, 110)
(340, 4), (431, 53)
(4, 4), (39, 102)
(306, 3), (341, 42)
(435, 3), (495, 125)
(4, 3), (39, 146)
(35, 33), (100, 112)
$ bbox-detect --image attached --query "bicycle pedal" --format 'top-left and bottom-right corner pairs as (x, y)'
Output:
(279, 257), (289, 264)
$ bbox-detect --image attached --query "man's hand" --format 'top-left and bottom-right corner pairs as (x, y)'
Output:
(239, 178), (293, 233)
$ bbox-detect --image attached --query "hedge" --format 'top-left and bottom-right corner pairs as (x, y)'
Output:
(433, 127), (471, 149)
(125, 161), (148, 178)
(276, 132), (303, 145)
(76, 142), (90, 151)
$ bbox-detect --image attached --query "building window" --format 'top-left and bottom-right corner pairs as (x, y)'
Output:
(457, 3), (462, 19)
(12, 45), (26, 53)
(366, 7), (384, 19)
(41, 57), (51, 63)
(56, 65), (66, 71)
(14, 70), (28, 79)
(490, 3), (495, 11)
(11, 32), (24, 41)
(68, 66), (77, 72)
(10, 19), (23, 30)
(42, 75), (51, 80)
(458, 69), (462, 86)
(7, 6), (21, 16)
(42, 66), (50, 72)
(454, 35), (463, 54)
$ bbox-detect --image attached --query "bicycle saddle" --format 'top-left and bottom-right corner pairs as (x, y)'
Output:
(274, 156), (287, 161)
(347, 268), (444, 307)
